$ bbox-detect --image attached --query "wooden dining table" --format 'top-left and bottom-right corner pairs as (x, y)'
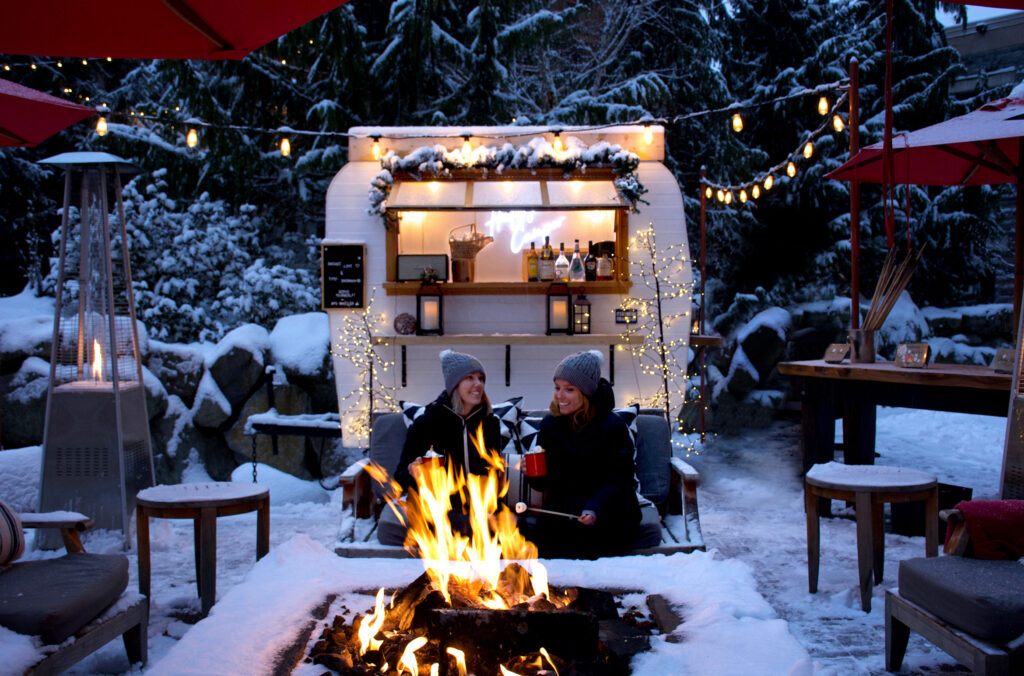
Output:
(778, 360), (1011, 472)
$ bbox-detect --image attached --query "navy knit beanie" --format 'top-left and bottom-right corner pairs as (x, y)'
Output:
(553, 350), (603, 398)
(440, 350), (485, 396)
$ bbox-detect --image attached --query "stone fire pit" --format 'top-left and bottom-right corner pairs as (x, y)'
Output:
(145, 537), (811, 675)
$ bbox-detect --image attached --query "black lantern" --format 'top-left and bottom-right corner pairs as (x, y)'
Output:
(546, 282), (571, 335)
(573, 294), (591, 335)
(416, 282), (443, 335)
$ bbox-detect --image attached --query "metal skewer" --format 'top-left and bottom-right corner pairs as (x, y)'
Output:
(514, 501), (580, 521)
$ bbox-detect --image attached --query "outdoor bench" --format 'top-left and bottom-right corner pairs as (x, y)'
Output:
(334, 407), (704, 558)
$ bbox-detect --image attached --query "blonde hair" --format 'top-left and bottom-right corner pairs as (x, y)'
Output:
(549, 393), (595, 432)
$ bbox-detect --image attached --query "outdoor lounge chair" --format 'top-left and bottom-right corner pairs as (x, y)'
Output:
(886, 501), (1024, 675)
(0, 500), (148, 675)
(335, 408), (704, 557)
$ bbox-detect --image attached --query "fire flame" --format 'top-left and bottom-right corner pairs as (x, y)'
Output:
(355, 587), (387, 654)
(91, 339), (103, 380)
(399, 636), (428, 676)
(365, 423), (549, 609)
(446, 647), (468, 676)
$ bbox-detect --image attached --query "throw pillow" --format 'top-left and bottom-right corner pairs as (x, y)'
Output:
(0, 499), (25, 565)
(400, 400), (427, 427)
(613, 404), (640, 446)
(491, 396), (524, 455)
(518, 414), (545, 454)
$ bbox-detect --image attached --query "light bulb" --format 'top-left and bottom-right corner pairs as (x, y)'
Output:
(371, 137), (381, 160)
(280, 138), (291, 157)
(96, 117), (107, 136)
(787, 161), (796, 177)
(739, 189), (747, 203)
(818, 96), (829, 116)
(724, 191), (733, 204)
(716, 189), (725, 202)
(643, 124), (653, 145)
(704, 186), (712, 199)
(833, 114), (844, 132)
(461, 136), (472, 158)
(752, 185), (760, 199)
(552, 132), (563, 152)
(731, 113), (743, 133)
(764, 175), (774, 190)
(186, 128), (198, 148)
(803, 141), (813, 158)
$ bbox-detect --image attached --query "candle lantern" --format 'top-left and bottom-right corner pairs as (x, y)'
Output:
(572, 294), (591, 335)
(546, 283), (572, 335)
(416, 282), (444, 335)
(37, 152), (154, 548)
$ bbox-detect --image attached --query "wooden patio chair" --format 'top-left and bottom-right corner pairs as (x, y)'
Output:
(886, 502), (1024, 675)
(0, 500), (148, 675)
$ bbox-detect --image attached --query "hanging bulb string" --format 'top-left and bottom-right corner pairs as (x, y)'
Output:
(701, 90), (849, 196)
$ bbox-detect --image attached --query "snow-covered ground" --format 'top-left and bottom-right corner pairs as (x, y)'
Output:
(0, 405), (1005, 675)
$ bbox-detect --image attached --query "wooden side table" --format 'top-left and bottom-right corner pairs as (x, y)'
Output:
(136, 482), (270, 616)
(805, 462), (938, 612)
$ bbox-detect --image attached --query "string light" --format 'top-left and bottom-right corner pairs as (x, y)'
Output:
(763, 175), (773, 190)
(371, 135), (382, 160)
(751, 185), (760, 199)
(643, 124), (653, 145)
(739, 189), (747, 203)
(280, 138), (291, 157)
(818, 96), (829, 116)
(833, 114), (844, 133)
(716, 189), (725, 202)
(186, 128), (198, 148)
(731, 113), (743, 133)
(724, 191), (732, 204)
(704, 186), (712, 199)
(552, 130), (563, 152)
(461, 134), (472, 160)
(786, 161), (796, 177)
(803, 141), (813, 159)
(96, 117), (107, 137)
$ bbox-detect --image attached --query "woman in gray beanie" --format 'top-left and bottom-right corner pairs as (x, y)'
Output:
(522, 350), (641, 558)
(394, 350), (500, 496)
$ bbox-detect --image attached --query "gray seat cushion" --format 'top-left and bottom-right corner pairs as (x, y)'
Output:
(899, 556), (1024, 642)
(633, 502), (662, 549)
(369, 413), (409, 500)
(0, 553), (128, 644)
(377, 502), (408, 546)
(635, 415), (671, 507)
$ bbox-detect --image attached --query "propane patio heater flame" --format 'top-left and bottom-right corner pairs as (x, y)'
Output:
(90, 339), (103, 380)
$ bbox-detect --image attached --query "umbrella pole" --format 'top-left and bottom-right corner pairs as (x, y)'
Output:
(849, 57), (861, 330)
(1015, 138), (1023, 336)
(699, 166), (708, 443)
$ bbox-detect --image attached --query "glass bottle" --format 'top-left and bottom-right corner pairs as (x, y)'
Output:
(569, 238), (585, 282)
(554, 242), (570, 282)
(527, 241), (539, 282)
(584, 240), (597, 281)
(539, 236), (555, 282)
(597, 249), (614, 280)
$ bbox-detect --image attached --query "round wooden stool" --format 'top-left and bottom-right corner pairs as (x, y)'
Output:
(805, 462), (938, 612)
(136, 481), (269, 616)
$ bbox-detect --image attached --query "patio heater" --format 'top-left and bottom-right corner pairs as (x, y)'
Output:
(37, 152), (154, 548)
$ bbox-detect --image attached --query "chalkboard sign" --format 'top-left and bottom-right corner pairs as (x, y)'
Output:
(321, 244), (365, 309)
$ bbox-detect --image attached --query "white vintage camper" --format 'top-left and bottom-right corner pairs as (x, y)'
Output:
(323, 125), (693, 442)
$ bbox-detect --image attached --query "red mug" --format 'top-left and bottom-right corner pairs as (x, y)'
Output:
(524, 448), (547, 477)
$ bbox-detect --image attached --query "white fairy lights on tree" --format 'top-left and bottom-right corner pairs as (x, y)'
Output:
(620, 226), (698, 454)
(332, 289), (399, 442)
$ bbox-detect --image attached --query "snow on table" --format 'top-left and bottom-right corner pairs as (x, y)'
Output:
(806, 461), (937, 491)
(136, 481), (268, 505)
(146, 536), (812, 676)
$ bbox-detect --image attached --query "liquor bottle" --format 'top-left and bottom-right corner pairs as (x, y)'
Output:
(584, 240), (597, 281)
(597, 250), (614, 280)
(569, 239), (585, 282)
(554, 242), (570, 282)
(527, 241), (539, 282)
(539, 236), (555, 282)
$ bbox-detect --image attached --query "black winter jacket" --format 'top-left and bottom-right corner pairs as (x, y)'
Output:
(529, 379), (641, 547)
(394, 390), (501, 491)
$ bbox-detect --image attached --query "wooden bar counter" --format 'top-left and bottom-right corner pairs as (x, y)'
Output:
(778, 360), (1011, 472)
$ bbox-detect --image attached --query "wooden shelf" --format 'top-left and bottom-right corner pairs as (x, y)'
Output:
(690, 335), (724, 348)
(383, 281), (631, 296)
(372, 333), (643, 346)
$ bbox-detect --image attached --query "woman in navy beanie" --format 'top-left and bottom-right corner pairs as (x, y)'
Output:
(522, 350), (641, 558)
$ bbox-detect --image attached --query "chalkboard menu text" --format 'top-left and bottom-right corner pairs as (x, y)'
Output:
(321, 244), (365, 309)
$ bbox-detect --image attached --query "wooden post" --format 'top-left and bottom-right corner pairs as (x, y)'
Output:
(1015, 137), (1023, 335)
(850, 57), (861, 330)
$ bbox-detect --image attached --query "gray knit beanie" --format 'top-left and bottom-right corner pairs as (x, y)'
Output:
(553, 350), (603, 398)
(440, 349), (485, 396)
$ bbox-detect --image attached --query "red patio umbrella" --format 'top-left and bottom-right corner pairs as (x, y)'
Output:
(827, 95), (1024, 322)
(0, 78), (94, 147)
(1, 1), (349, 61)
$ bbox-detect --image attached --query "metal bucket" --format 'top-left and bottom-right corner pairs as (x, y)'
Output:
(452, 259), (475, 282)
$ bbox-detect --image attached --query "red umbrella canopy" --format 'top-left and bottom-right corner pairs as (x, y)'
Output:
(0, 78), (94, 147)
(825, 97), (1024, 186)
(1, 0), (349, 60)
